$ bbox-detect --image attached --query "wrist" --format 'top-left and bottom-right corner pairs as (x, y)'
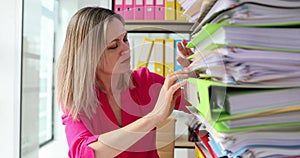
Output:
(144, 112), (165, 126)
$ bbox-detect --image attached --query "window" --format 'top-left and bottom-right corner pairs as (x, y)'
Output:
(21, 0), (56, 157)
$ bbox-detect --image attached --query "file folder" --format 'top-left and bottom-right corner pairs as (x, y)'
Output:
(165, 0), (176, 20)
(196, 132), (219, 158)
(136, 38), (154, 69)
(144, 0), (155, 20)
(186, 23), (300, 52)
(133, 0), (144, 20)
(186, 78), (300, 132)
(155, 0), (165, 20)
(164, 39), (174, 76)
(123, 0), (134, 20)
(114, 0), (124, 16)
(175, 0), (185, 21)
(153, 39), (165, 77)
(181, 0), (204, 23)
(174, 39), (183, 71)
(195, 142), (207, 158)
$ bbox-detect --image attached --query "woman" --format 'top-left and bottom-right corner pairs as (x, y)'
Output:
(57, 7), (193, 158)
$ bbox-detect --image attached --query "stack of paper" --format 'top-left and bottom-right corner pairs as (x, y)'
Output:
(187, 105), (300, 158)
(190, 0), (300, 35)
(186, 2), (300, 85)
(188, 47), (300, 85)
(184, 0), (300, 157)
(178, 0), (217, 22)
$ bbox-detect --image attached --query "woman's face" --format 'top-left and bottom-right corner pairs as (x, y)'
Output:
(97, 18), (130, 75)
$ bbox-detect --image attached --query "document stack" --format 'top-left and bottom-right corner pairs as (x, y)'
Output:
(184, 0), (300, 157)
(177, 0), (218, 22)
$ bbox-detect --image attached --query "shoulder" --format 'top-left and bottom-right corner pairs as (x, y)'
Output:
(132, 67), (165, 85)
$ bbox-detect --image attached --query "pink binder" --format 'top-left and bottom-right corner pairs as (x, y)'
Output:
(133, 0), (144, 20)
(155, 0), (165, 20)
(123, 0), (134, 20)
(114, 0), (124, 16)
(144, 0), (155, 20)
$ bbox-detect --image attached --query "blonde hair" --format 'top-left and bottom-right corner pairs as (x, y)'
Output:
(56, 7), (125, 120)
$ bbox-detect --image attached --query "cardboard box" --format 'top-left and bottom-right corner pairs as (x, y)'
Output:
(156, 117), (176, 158)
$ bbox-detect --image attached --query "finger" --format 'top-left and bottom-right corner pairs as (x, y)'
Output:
(182, 39), (188, 46)
(165, 71), (189, 88)
(167, 69), (189, 80)
(182, 39), (194, 56)
(168, 79), (187, 95)
(167, 71), (189, 86)
(177, 41), (187, 57)
(177, 56), (191, 68)
(177, 40), (193, 58)
(173, 88), (182, 101)
(186, 48), (194, 56)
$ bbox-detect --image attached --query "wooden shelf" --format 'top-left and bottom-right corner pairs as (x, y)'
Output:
(175, 134), (195, 148)
(125, 20), (193, 33)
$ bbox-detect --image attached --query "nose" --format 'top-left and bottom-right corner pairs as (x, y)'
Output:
(120, 41), (130, 55)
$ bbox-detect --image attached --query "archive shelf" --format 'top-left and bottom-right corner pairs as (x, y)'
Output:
(125, 20), (193, 33)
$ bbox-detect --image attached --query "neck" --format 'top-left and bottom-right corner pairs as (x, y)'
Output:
(97, 72), (122, 94)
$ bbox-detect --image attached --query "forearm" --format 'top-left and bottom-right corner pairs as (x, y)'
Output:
(88, 113), (161, 158)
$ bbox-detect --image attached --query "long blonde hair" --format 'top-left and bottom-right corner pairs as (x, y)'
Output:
(56, 7), (125, 120)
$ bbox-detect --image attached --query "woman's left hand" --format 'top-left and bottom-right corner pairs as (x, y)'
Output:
(176, 39), (194, 68)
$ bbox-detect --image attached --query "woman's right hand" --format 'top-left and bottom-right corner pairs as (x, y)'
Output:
(148, 69), (190, 124)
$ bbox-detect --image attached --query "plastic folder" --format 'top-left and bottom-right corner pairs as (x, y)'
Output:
(153, 39), (165, 77)
(114, 0), (124, 16)
(195, 142), (207, 158)
(186, 23), (300, 52)
(123, 0), (134, 20)
(155, 0), (165, 20)
(186, 78), (300, 132)
(144, 0), (155, 20)
(165, 0), (175, 20)
(175, 0), (185, 21)
(196, 132), (219, 158)
(136, 38), (154, 69)
(174, 39), (183, 71)
(133, 0), (144, 20)
(164, 39), (174, 76)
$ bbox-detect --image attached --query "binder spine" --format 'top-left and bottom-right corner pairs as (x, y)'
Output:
(114, 0), (125, 16)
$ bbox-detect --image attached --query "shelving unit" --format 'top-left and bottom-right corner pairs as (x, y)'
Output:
(125, 20), (193, 33)
(111, 3), (195, 157)
(175, 134), (195, 149)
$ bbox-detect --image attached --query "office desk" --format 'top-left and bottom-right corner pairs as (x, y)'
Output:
(175, 135), (195, 149)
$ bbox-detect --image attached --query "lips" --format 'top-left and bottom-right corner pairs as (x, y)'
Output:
(122, 57), (131, 63)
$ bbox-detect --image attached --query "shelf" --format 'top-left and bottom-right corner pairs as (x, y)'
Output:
(125, 20), (193, 33)
(175, 134), (195, 149)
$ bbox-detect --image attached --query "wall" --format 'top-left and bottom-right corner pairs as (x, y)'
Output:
(0, 0), (22, 157)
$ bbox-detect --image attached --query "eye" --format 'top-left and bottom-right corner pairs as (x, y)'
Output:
(108, 42), (118, 49)
(123, 34), (128, 42)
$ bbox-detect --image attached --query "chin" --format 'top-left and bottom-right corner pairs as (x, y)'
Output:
(112, 62), (131, 73)
(114, 67), (131, 74)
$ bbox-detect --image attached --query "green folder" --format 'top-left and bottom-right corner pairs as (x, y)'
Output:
(187, 105), (300, 133)
(212, 119), (300, 133)
(187, 43), (300, 60)
(186, 78), (300, 132)
(186, 23), (300, 57)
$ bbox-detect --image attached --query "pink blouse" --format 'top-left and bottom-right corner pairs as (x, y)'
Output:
(62, 68), (185, 158)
